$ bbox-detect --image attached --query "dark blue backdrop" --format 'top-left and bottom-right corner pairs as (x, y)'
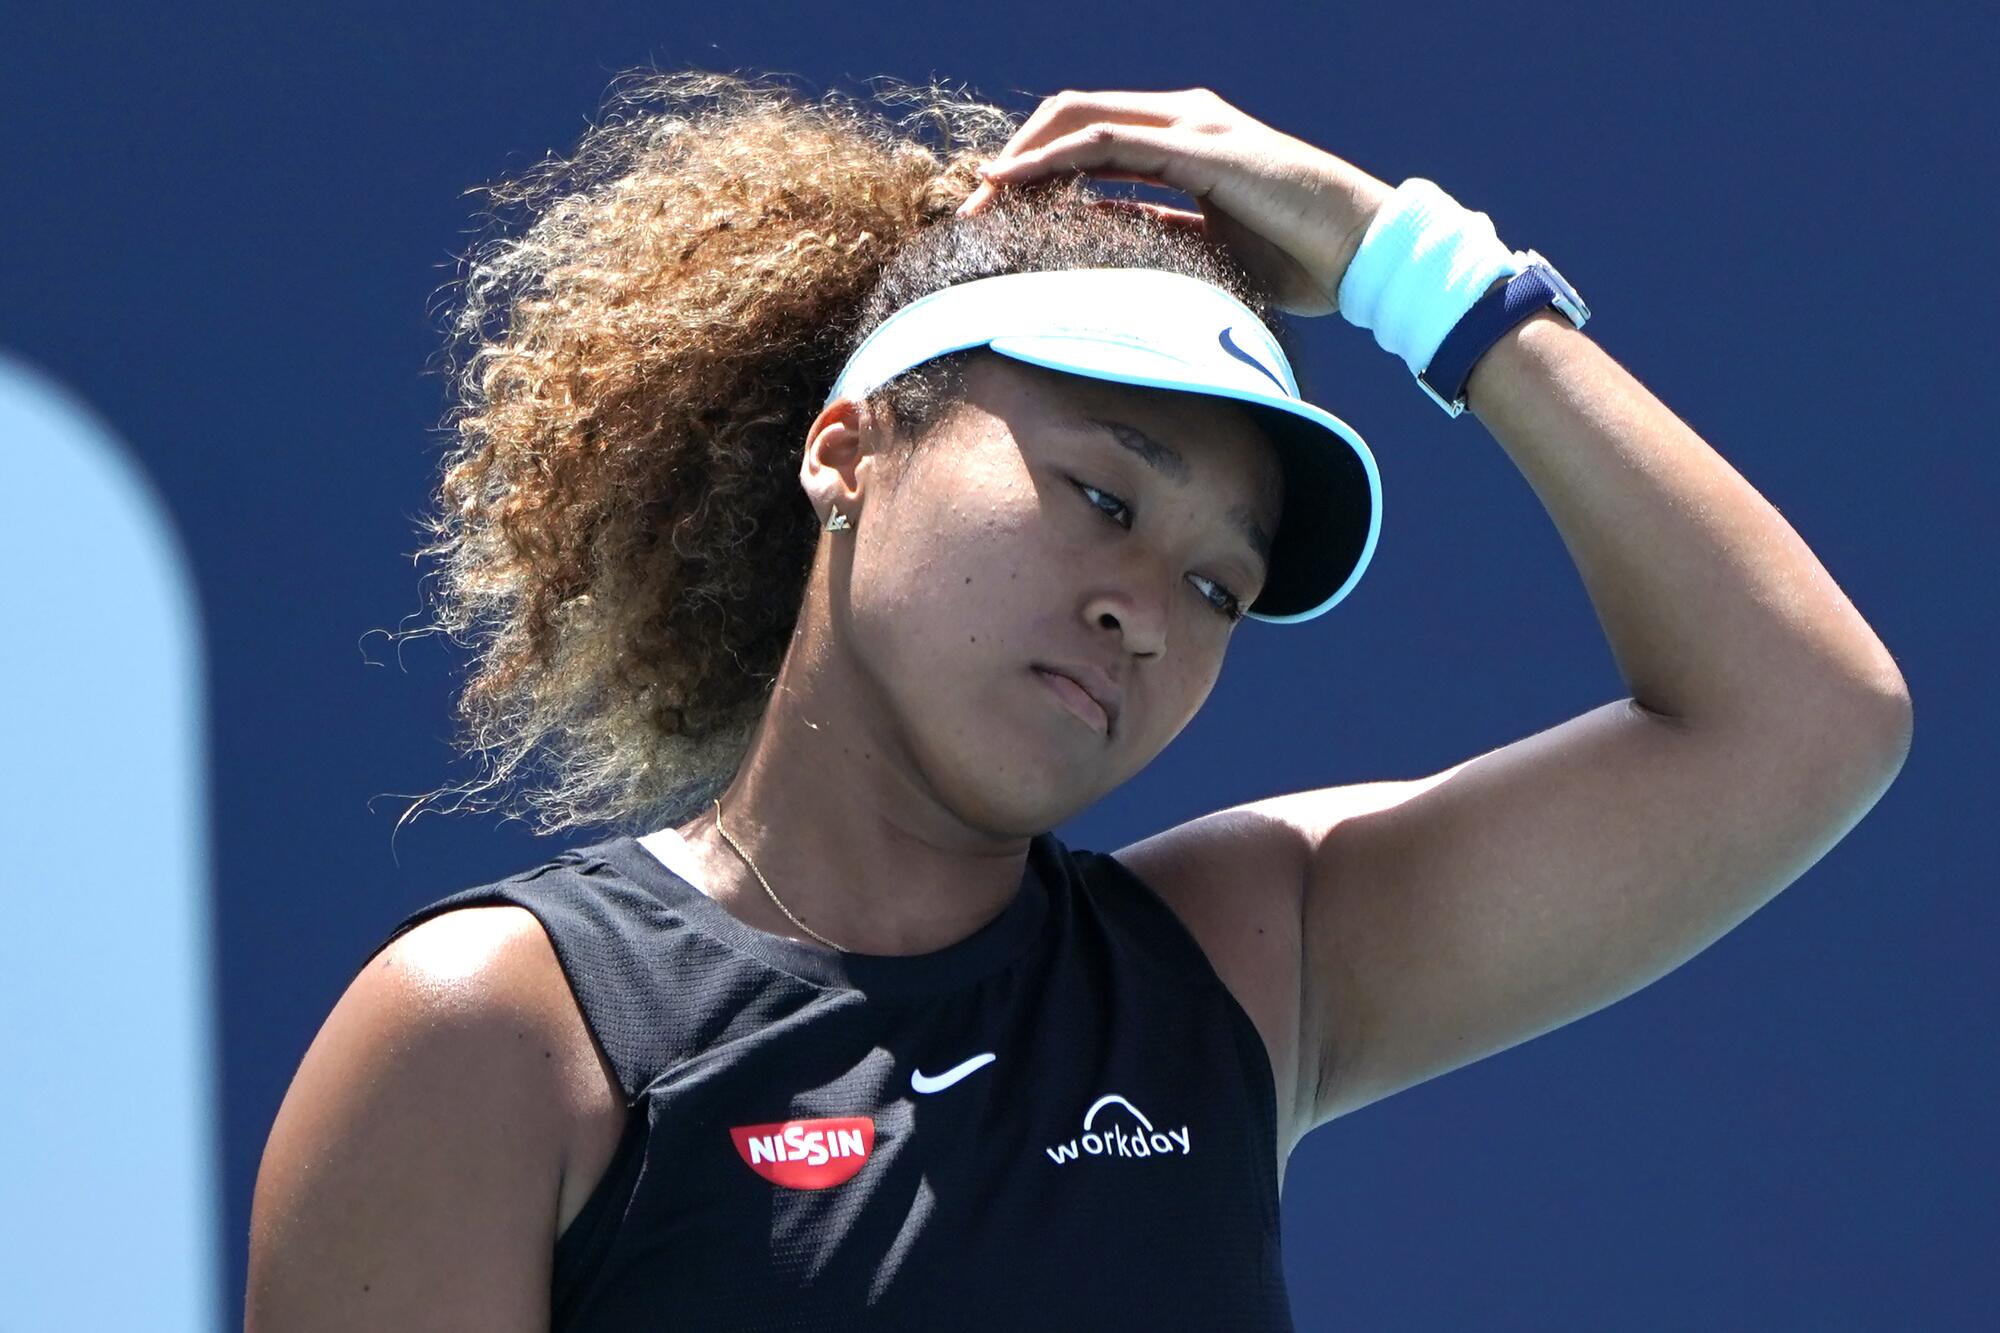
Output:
(6, 2), (1991, 1327)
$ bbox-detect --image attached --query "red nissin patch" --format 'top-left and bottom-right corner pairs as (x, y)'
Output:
(729, 1116), (876, 1189)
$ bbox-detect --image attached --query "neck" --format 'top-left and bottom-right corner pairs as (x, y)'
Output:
(675, 615), (1035, 957)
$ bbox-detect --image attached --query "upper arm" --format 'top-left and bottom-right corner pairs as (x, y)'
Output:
(1252, 695), (1909, 1134)
(246, 906), (570, 1333)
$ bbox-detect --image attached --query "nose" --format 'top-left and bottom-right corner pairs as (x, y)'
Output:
(1083, 580), (1167, 659)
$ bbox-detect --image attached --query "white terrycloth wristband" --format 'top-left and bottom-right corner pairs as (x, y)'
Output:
(1336, 177), (1526, 381)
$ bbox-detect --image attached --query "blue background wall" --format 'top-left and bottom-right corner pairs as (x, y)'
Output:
(4, 2), (1991, 1327)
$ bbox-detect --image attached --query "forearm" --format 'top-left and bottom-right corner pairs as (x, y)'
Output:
(1463, 305), (1911, 744)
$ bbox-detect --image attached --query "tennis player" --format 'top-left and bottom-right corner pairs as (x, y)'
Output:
(246, 71), (1911, 1329)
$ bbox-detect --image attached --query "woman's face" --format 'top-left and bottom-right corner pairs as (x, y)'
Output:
(803, 351), (1285, 833)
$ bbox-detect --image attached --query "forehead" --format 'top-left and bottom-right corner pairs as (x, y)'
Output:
(967, 354), (1283, 497)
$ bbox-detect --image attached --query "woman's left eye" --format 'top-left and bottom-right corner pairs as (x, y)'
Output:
(1072, 480), (1246, 622)
(1074, 479), (1134, 529)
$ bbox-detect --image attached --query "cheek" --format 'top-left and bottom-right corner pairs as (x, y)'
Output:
(845, 500), (1045, 677)
(1135, 644), (1228, 744)
(853, 501), (1040, 615)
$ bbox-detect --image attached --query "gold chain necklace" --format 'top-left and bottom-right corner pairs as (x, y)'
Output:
(712, 796), (846, 952)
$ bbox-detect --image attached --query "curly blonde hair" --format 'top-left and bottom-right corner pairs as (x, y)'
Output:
(387, 68), (1295, 840)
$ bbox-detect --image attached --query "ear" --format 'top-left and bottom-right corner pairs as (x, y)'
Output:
(799, 395), (883, 521)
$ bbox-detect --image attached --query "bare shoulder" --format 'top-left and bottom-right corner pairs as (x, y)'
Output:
(1108, 804), (1315, 1164)
(248, 904), (581, 1329)
(412, 906), (631, 1238)
(369, 904), (593, 1085)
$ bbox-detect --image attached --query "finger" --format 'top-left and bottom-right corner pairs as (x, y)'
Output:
(958, 164), (1161, 218)
(978, 122), (1221, 202)
(957, 89), (1203, 219)
(958, 177), (1195, 220)
(955, 181), (994, 217)
(1065, 168), (1167, 186)
(990, 88), (1187, 166)
(1089, 198), (1207, 231)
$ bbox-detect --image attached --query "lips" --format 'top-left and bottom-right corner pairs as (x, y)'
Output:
(1032, 663), (1123, 738)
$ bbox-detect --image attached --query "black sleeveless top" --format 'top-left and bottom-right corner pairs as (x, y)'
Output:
(361, 829), (1293, 1330)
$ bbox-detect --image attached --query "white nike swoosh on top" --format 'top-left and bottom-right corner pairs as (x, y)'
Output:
(910, 1052), (997, 1094)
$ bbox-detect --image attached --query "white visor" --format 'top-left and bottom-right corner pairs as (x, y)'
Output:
(825, 267), (1380, 623)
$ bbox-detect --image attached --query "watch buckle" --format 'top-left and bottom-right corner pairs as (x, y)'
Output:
(1518, 247), (1591, 327)
(1415, 368), (1468, 418)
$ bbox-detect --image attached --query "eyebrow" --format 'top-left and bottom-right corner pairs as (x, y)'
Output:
(1082, 417), (1274, 572)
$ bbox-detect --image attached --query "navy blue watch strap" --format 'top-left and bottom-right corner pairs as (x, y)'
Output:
(1418, 255), (1589, 417)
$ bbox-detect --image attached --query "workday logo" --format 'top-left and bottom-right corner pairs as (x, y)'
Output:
(1043, 1093), (1192, 1166)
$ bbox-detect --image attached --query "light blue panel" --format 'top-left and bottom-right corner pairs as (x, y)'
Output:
(0, 352), (219, 1330)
